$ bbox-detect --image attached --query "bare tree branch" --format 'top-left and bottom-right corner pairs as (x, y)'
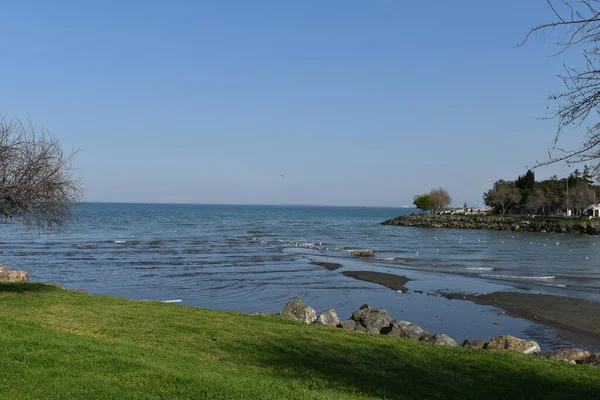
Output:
(0, 115), (82, 231)
(523, 1), (600, 173)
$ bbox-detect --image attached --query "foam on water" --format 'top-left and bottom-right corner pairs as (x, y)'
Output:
(481, 274), (556, 280)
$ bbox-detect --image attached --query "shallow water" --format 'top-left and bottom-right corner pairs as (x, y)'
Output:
(1, 203), (600, 350)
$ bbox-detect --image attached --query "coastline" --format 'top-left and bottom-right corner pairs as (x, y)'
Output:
(381, 214), (600, 234)
(341, 270), (409, 292)
(442, 291), (600, 340)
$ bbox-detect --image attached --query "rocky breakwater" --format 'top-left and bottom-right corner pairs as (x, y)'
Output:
(253, 298), (600, 368)
(381, 214), (600, 235)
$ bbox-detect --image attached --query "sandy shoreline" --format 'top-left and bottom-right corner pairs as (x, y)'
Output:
(443, 291), (600, 340)
(310, 261), (342, 271)
(342, 271), (409, 292)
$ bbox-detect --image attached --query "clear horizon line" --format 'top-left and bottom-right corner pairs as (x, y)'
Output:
(79, 201), (419, 209)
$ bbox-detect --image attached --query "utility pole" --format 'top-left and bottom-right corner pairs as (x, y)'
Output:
(566, 178), (569, 216)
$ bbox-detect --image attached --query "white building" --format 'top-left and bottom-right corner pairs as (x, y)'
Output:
(584, 204), (600, 217)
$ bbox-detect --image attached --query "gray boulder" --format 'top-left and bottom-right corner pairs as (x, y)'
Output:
(280, 298), (317, 324)
(338, 319), (357, 331)
(351, 305), (393, 334)
(462, 340), (487, 349)
(545, 348), (591, 363)
(354, 324), (367, 333)
(316, 309), (340, 327)
(384, 320), (429, 341)
(351, 250), (374, 257)
(581, 353), (600, 367)
(426, 334), (458, 346)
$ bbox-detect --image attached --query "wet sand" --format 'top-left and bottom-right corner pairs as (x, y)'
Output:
(342, 271), (409, 292)
(310, 261), (342, 271)
(444, 292), (600, 339)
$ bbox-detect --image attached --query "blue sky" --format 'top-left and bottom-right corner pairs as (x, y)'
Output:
(0, 1), (586, 206)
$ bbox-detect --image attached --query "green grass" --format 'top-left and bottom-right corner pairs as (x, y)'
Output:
(1, 283), (599, 399)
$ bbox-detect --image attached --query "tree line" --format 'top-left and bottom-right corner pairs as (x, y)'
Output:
(483, 168), (599, 216)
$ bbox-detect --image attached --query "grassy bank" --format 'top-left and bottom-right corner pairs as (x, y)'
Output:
(1, 284), (599, 399)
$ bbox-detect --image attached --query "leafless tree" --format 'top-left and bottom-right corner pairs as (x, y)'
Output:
(0, 116), (82, 231)
(523, 1), (600, 173)
(428, 188), (452, 212)
(483, 180), (522, 216)
(569, 183), (595, 215)
(525, 187), (548, 213)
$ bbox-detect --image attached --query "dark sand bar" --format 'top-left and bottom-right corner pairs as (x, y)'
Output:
(310, 261), (342, 271)
(444, 292), (600, 339)
(342, 271), (409, 292)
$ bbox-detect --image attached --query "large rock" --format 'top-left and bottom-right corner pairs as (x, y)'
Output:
(586, 354), (600, 366)
(581, 353), (600, 367)
(383, 320), (429, 341)
(462, 340), (487, 349)
(485, 335), (541, 354)
(351, 305), (393, 334)
(280, 298), (317, 324)
(338, 319), (357, 331)
(545, 348), (591, 363)
(351, 250), (374, 257)
(426, 334), (458, 346)
(0, 267), (28, 283)
(316, 309), (340, 327)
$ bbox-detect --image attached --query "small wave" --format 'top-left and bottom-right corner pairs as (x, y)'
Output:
(539, 283), (568, 288)
(73, 244), (97, 250)
(279, 240), (326, 250)
(113, 240), (127, 244)
(392, 257), (415, 263)
(183, 249), (211, 254)
(464, 267), (495, 271)
(329, 247), (374, 254)
(481, 274), (555, 280)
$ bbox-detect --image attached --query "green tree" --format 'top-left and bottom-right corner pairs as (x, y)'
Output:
(516, 169), (535, 209)
(583, 165), (594, 185)
(413, 194), (434, 214)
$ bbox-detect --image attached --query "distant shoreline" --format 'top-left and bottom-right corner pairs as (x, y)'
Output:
(79, 201), (417, 209)
(381, 214), (600, 235)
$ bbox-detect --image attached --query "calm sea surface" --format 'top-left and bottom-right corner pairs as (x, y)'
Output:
(2, 203), (600, 350)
